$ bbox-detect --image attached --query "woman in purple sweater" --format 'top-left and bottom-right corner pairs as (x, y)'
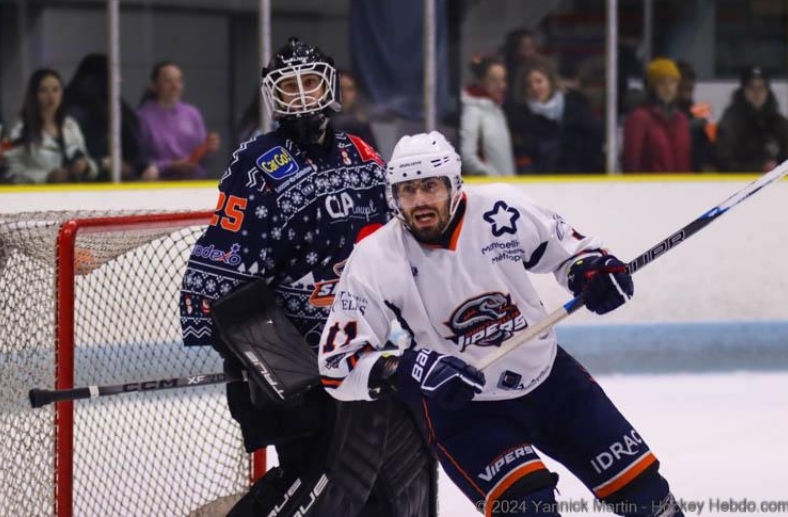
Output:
(137, 61), (220, 180)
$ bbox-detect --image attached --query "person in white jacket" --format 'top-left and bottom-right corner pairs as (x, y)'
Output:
(4, 68), (97, 184)
(459, 56), (515, 176)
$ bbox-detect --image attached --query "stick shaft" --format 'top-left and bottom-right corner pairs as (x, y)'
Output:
(476, 162), (788, 371)
(29, 372), (230, 408)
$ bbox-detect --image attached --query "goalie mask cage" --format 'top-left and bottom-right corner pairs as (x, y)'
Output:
(0, 210), (265, 517)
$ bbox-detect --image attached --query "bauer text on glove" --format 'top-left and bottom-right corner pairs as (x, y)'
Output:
(394, 349), (485, 409)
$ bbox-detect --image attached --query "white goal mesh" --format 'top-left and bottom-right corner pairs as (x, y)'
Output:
(0, 210), (259, 517)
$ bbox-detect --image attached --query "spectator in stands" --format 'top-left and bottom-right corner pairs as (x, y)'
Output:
(137, 61), (220, 180)
(331, 69), (379, 149)
(234, 91), (263, 146)
(4, 68), (98, 184)
(716, 66), (788, 173)
(622, 57), (691, 173)
(459, 55), (515, 176)
(675, 61), (716, 172)
(502, 28), (545, 105)
(505, 58), (604, 174)
(617, 37), (645, 118)
(65, 53), (158, 181)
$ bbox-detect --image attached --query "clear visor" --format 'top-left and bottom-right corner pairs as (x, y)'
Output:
(261, 62), (336, 117)
(390, 177), (451, 211)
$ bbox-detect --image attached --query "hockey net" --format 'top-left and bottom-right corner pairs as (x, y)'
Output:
(0, 210), (262, 517)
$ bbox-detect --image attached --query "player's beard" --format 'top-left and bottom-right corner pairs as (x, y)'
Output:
(404, 199), (452, 244)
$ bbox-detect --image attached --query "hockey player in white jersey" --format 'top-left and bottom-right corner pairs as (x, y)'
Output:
(318, 131), (684, 516)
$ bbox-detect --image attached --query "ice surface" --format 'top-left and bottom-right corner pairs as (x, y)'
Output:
(433, 372), (788, 516)
(264, 372), (788, 517)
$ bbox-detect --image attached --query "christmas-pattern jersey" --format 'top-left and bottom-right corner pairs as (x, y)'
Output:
(180, 129), (389, 348)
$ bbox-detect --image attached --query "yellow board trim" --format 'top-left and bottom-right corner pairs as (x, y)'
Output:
(0, 180), (218, 194)
(0, 173), (782, 194)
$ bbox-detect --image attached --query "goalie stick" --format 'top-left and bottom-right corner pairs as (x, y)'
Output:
(28, 371), (238, 408)
(475, 159), (788, 371)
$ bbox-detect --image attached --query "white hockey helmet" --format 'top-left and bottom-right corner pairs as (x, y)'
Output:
(386, 131), (463, 224)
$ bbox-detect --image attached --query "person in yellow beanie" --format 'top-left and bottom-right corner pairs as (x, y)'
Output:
(646, 58), (680, 90)
(622, 57), (692, 172)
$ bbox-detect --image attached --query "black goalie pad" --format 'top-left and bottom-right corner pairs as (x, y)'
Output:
(211, 279), (320, 405)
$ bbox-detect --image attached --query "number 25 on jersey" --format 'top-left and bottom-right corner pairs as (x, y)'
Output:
(210, 193), (248, 232)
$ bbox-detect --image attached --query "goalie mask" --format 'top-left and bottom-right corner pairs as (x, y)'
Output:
(261, 37), (341, 143)
(386, 131), (463, 239)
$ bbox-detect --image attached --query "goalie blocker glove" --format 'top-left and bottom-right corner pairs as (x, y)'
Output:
(568, 254), (634, 315)
(373, 349), (485, 410)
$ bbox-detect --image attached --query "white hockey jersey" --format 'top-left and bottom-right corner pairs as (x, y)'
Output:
(318, 183), (607, 402)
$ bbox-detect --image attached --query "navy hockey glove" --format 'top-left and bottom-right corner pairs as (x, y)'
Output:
(568, 255), (633, 315)
(395, 349), (485, 410)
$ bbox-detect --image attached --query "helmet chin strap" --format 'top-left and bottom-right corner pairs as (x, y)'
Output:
(279, 113), (329, 144)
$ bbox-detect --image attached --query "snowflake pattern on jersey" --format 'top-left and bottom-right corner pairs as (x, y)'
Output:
(180, 130), (390, 347)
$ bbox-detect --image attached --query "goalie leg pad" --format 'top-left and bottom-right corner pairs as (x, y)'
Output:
(363, 400), (438, 517)
(225, 467), (292, 516)
(311, 398), (437, 516)
(227, 465), (333, 517)
(226, 397), (438, 516)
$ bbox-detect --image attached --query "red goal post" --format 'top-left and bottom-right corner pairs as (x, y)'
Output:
(0, 210), (265, 517)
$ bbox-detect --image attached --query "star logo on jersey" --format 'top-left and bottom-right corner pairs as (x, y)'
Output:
(483, 201), (520, 236)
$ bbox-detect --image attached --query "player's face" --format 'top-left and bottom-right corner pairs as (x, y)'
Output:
(395, 177), (452, 242)
(278, 72), (326, 110)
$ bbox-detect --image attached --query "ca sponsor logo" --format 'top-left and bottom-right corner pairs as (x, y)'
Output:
(325, 191), (356, 218)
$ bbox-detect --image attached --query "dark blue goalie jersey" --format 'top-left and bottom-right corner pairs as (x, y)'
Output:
(180, 129), (390, 348)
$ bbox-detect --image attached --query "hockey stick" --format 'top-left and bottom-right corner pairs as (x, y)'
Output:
(475, 160), (788, 371)
(29, 372), (236, 408)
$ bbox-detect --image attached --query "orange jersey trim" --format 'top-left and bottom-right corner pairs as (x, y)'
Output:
(593, 451), (657, 499)
(320, 377), (342, 388)
(485, 460), (548, 517)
